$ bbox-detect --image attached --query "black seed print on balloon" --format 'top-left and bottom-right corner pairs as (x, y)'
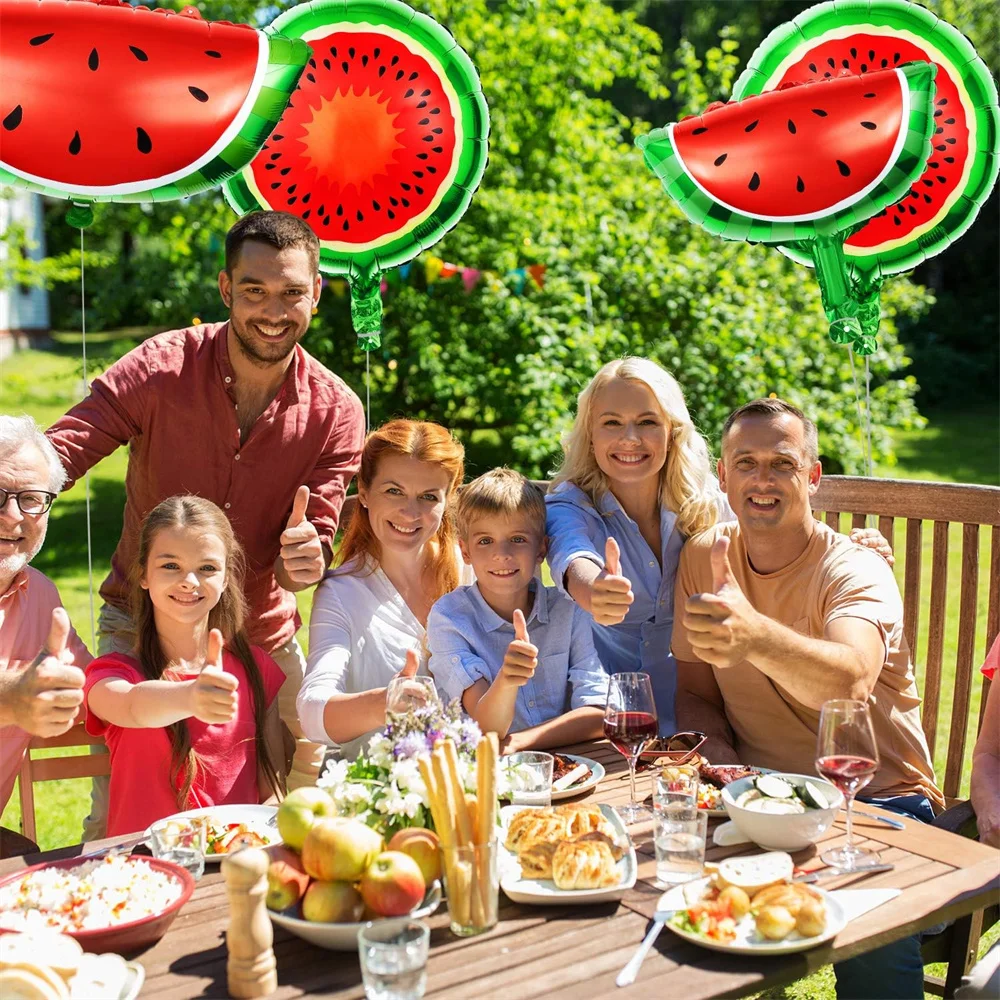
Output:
(787, 119), (796, 134)
(373, 201), (381, 211)
(894, 216), (901, 226)
(812, 108), (827, 117)
(827, 57), (835, 68)
(427, 166), (437, 174)
(391, 55), (399, 66)
(336, 205), (343, 216)
(30, 33), (54, 45)
(349, 47), (355, 59)
(68, 131), (81, 155)
(307, 73), (316, 83)
(324, 58), (331, 70)
(362, 55), (368, 67)
(378, 66), (385, 77)
(860, 121), (876, 130)
(206, 50), (221, 58)
(748, 172), (760, 191)
(130, 46), (148, 61)
(861, 64), (868, 72)
(396, 70), (404, 80)
(692, 127), (708, 135)
(343, 62), (350, 73)
(864, 93), (876, 98)
(409, 72), (418, 81)
(808, 63), (817, 73)
(836, 160), (851, 177)
(744, 120), (759, 133)
(280, 167), (291, 176)
(938, 97), (948, 106)
(850, 47), (857, 59)
(88, 48), (99, 71)
(189, 87), (209, 102)
(714, 153), (727, 166)
(796, 176), (805, 193)
(3, 105), (23, 131)
(136, 127), (152, 154)
(302, 210), (311, 219)
(309, 58), (316, 69)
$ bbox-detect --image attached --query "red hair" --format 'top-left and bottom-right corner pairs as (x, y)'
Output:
(335, 420), (465, 602)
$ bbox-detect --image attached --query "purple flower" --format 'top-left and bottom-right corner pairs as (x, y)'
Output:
(395, 733), (430, 760)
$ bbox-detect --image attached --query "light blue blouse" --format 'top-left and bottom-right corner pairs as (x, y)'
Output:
(545, 481), (730, 735)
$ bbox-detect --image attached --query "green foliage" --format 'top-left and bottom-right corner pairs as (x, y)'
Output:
(41, 0), (935, 476)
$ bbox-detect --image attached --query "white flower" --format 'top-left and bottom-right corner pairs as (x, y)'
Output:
(390, 758), (424, 794)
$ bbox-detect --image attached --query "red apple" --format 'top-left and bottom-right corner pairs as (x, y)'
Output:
(302, 881), (365, 923)
(301, 817), (383, 882)
(265, 846), (311, 912)
(388, 827), (442, 886)
(359, 851), (426, 917)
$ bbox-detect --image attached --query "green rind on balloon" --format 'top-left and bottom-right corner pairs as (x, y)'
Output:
(638, 62), (936, 245)
(224, 0), (489, 285)
(735, 0), (1000, 278)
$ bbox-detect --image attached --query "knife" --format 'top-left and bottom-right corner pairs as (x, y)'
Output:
(852, 809), (905, 830)
(794, 863), (895, 882)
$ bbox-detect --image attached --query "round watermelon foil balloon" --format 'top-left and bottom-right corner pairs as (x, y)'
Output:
(735, 0), (999, 282)
(223, 0), (490, 349)
(0, 0), (310, 207)
(637, 62), (937, 353)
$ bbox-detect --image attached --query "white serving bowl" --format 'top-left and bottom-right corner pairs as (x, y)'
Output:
(267, 880), (442, 951)
(722, 773), (843, 851)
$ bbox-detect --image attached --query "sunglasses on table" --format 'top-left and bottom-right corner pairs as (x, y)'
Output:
(0, 489), (58, 514)
(636, 731), (708, 767)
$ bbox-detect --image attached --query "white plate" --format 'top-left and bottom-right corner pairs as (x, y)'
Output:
(143, 804), (280, 863)
(268, 881), (442, 951)
(660, 877), (847, 955)
(551, 754), (605, 802)
(121, 962), (144, 1000)
(498, 803), (637, 905)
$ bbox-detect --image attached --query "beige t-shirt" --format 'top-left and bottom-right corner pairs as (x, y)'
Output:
(672, 520), (942, 809)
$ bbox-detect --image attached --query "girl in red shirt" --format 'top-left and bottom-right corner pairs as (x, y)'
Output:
(85, 496), (285, 836)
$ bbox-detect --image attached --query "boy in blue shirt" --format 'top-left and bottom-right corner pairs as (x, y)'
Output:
(428, 469), (609, 750)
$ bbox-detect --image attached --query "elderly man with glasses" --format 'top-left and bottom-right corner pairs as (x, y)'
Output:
(0, 415), (91, 856)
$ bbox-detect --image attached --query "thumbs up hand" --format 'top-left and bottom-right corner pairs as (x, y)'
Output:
(590, 536), (634, 626)
(500, 608), (538, 688)
(682, 536), (760, 669)
(13, 608), (86, 737)
(188, 628), (239, 724)
(278, 485), (325, 587)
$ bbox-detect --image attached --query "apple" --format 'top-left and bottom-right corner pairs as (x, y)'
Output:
(302, 881), (365, 923)
(301, 817), (383, 882)
(265, 846), (311, 912)
(276, 786), (337, 851)
(359, 851), (426, 917)
(388, 827), (441, 886)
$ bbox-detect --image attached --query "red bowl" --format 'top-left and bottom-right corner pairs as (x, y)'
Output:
(0, 854), (196, 954)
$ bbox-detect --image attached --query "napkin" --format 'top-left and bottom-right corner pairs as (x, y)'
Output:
(828, 888), (901, 923)
(713, 820), (752, 847)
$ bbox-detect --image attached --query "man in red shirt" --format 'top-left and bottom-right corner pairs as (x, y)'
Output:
(47, 211), (365, 836)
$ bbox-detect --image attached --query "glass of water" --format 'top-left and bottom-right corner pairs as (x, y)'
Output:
(653, 805), (707, 885)
(149, 816), (207, 879)
(358, 920), (430, 1000)
(654, 769), (698, 817)
(505, 751), (554, 807)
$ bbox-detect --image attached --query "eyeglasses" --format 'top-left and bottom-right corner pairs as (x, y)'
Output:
(0, 489), (58, 515)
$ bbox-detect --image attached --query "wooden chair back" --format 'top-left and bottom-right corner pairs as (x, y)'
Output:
(812, 476), (1000, 803)
(17, 722), (109, 844)
(338, 476), (999, 800)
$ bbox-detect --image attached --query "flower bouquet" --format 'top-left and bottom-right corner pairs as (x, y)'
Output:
(317, 699), (501, 840)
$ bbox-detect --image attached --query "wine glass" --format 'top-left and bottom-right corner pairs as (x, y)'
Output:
(815, 699), (881, 872)
(604, 672), (658, 823)
(386, 675), (439, 715)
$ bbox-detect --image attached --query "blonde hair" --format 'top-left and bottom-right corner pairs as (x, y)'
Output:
(335, 420), (464, 601)
(456, 468), (547, 539)
(551, 357), (720, 538)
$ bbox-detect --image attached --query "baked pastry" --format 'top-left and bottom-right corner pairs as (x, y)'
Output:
(518, 841), (559, 879)
(555, 803), (608, 837)
(551, 838), (620, 890)
(571, 829), (625, 861)
(504, 809), (568, 852)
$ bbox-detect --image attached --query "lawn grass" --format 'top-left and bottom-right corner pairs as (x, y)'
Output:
(2, 341), (997, 996)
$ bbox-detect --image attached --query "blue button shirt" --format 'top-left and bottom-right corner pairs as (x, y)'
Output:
(545, 482), (730, 734)
(427, 580), (609, 734)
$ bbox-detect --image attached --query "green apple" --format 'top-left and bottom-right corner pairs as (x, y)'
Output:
(301, 817), (383, 882)
(302, 880), (365, 923)
(276, 787), (336, 851)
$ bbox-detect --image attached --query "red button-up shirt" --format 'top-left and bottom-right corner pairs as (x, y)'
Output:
(46, 322), (364, 651)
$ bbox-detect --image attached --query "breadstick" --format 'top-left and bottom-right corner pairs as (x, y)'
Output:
(465, 793), (478, 834)
(442, 740), (474, 848)
(475, 733), (498, 846)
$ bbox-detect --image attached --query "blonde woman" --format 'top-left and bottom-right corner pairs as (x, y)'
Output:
(546, 358), (890, 732)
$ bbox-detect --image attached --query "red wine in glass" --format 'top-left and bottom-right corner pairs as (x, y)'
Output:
(816, 755), (878, 798)
(604, 711), (658, 759)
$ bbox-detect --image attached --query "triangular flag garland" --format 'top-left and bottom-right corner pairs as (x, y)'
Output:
(322, 255), (547, 301)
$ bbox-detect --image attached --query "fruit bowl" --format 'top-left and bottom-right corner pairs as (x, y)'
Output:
(267, 880), (442, 951)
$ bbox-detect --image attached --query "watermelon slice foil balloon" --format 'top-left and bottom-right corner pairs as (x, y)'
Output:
(637, 63), (937, 352)
(224, 0), (490, 349)
(735, 0), (999, 279)
(0, 0), (309, 204)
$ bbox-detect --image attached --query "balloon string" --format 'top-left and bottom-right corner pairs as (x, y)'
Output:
(848, 348), (871, 477)
(365, 350), (371, 433)
(864, 354), (875, 528)
(79, 227), (97, 652)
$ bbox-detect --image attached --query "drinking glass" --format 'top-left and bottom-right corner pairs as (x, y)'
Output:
(149, 816), (207, 879)
(653, 805), (707, 885)
(654, 768), (698, 816)
(358, 920), (430, 1000)
(386, 675), (439, 715)
(816, 699), (881, 872)
(441, 842), (499, 937)
(604, 672), (658, 823)
(505, 751), (554, 807)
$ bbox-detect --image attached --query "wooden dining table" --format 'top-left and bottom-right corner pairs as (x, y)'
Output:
(3, 740), (998, 999)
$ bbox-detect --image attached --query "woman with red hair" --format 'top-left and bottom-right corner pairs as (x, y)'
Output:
(297, 420), (467, 759)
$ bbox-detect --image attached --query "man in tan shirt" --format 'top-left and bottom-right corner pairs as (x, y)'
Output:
(672, 397), (941, 1000)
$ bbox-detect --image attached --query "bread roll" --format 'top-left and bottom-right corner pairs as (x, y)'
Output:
(551, 839), (619, 890)
(504, 809), (568, 852)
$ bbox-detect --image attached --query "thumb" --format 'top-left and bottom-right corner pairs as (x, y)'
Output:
(287, 485), (310, 529)
(399, 649), (419, 679)
(203, 628), (225, 673)
(45, 607), (71, 657)
(604, 536), (621, 577)
(513, 608), (529, 643)
(711, 536), (737, 594)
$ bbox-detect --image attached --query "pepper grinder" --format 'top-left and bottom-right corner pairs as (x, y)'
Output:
(222, 847), (278, 998)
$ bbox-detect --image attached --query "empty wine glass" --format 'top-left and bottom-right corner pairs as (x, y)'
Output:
(815, 699), (881, 872)
(604, 672), (658, 823)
